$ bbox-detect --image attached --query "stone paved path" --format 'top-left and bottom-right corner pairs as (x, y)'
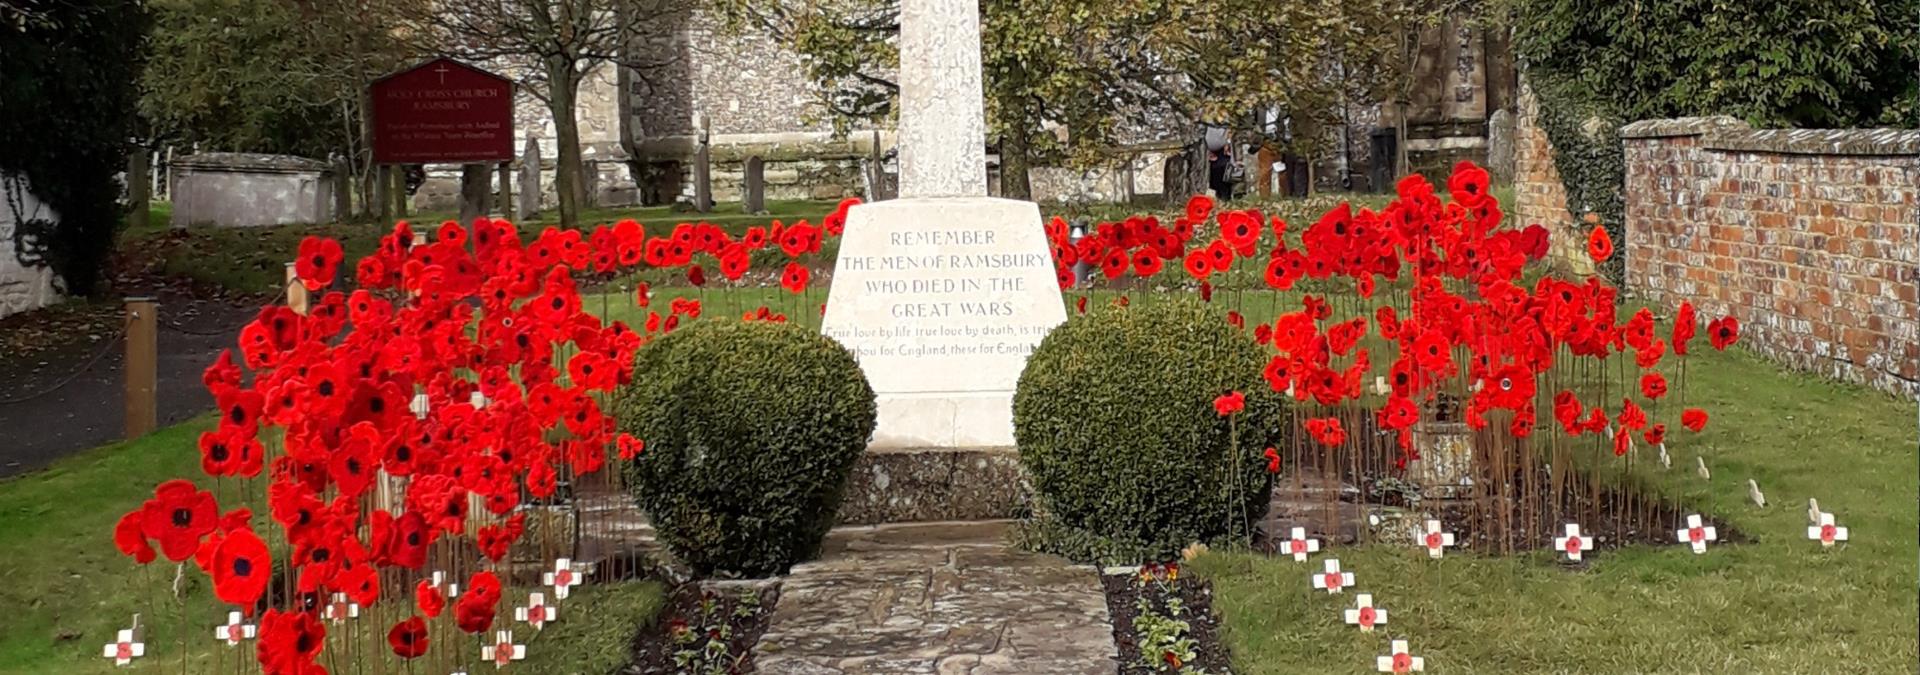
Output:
(754, 520), (1117, 675)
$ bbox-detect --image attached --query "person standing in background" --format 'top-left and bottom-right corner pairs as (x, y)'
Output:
(1208, 147), (1234, 201)
(1204, 126), (1235, 201)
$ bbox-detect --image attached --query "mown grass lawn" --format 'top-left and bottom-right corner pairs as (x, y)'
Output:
(0, 415), (665, 674)
(120, 199), (840, 294)
(1192, 345), (1918, 673)
(116, 192), (1393, 297)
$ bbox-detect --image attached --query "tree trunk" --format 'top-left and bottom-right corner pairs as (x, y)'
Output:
(458, 163), (492, 223)
(998, 124), (1032, 200)
(374, 165), (391, 221)
(546, 58), (583, 229)
(1163, 137), (1207, 200)
(358, 89), (378, 221)
(391, 166), (409, 218)
(333, 155), (353, 221)
(126, 150), (150, 231)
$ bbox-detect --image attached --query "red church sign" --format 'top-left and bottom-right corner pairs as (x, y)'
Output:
(370, 58), (515, 164)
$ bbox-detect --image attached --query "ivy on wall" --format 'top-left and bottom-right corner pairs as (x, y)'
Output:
(1509, 0), (1918, 283)
(1526, 70), (1624, 283)
(0, 1), (150, 298)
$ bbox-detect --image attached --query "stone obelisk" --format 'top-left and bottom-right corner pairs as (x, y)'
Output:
(819, 0), (1066, 452)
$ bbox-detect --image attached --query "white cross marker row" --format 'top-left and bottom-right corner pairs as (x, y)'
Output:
(323, 592), (360, 623)
(544, 558), (582, 599)
(1376, 639), (1424, 672)
(481, 630), (525, 668)
(1312, 559), (1353, 594)
(515, 592), (557, 630)
(1675, 514), (1717, 554)
(1344, 593), (1386, 632)
(431, 569), (462, 598)
(1279, 527), (1320, 562)
(1808, 511), (1849, 547)
(103, 628), (144, 667)
(1421, 520), (1455, 558)
(1555, 523), (1593, 562)
(215, 611), (256, 646)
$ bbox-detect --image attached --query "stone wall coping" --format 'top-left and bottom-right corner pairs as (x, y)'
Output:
(1704, 127), (1920, 156)
(1618, 116), (1750, 139)
(1622, 117), (1920, 156)
(172, 152), (332, 174)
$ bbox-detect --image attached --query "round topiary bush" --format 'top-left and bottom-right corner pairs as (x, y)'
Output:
(1013, 298), (1283, 562)
(617, 320), (875, 577)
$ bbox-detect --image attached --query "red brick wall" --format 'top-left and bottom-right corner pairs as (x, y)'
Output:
(1622, 117), (1919, 398)
(1510, 81), (1587, 274)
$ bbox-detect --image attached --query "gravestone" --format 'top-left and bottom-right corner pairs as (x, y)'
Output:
(516, 138), (540, 222)
(742, 156), (765, 214)
(821, 0), (1065, 454)
(1486, 108), (1516, 183)
(692, 119), (712, 212)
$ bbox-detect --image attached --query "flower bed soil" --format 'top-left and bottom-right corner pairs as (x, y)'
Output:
(1101, 572), (1233, 674)
(1261, 406), (1738, 554)
(629, 582), (779, 674)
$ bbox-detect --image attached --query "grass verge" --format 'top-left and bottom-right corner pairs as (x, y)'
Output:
(1191, 345), (1918, 673)
(0, 415), (665, 673)
(119, 199), (839, 294)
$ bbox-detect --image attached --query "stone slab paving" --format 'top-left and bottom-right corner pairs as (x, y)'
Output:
(754, 520), (1117, 675)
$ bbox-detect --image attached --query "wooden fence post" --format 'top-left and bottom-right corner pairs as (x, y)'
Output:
(123, 298), (158, 439)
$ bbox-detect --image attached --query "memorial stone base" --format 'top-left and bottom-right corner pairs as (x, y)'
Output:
(820, 197), (1065, 524)
(836, 446), (1030, 525)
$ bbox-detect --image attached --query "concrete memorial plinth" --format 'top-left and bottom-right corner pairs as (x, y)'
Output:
(821, 197), (1065, 448)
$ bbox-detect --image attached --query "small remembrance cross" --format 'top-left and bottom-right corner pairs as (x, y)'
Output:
(103, 628), (144, 667)
(515, 592), (557, 630)
(215, 611), (257, 645)
(1674, 514), (1717, 554)
(1343, 593), (1386, 632)
(1808, 511), (1849, 548)
(544, 558), (583, 599)
(431, 569), (462, 598)
(1375, 639), (1424, 672)
(1421, 519), (1455, 559)
(323, 592), (360, 623)
(481, 630), (526, 668)
(1554, 523), (1593, 562)
(1311, 558), (1353, 594)
(1279, 527), (1320, 562)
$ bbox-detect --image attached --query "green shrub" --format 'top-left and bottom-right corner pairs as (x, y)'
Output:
(1013, 298), (1282, 563)
(617, 320), (875, 577)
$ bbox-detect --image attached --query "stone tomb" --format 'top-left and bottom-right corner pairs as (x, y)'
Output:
(169, 153), (337, 228)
